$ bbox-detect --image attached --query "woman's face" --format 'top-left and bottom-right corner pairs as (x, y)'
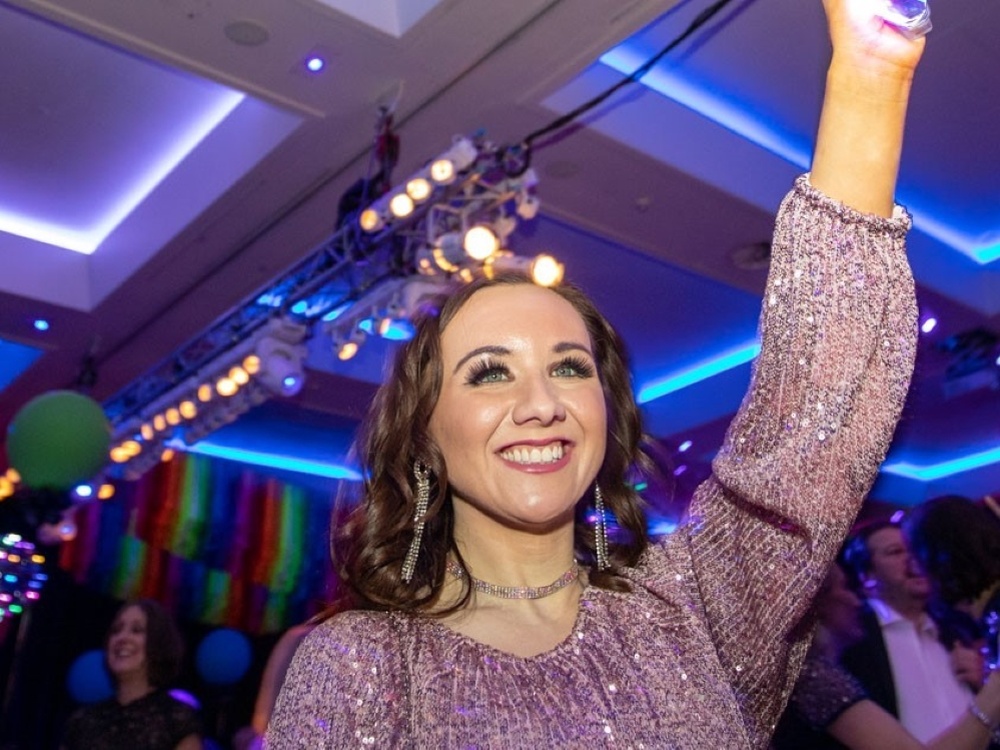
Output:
(106, 605), (149, 681)
(429, 283), (607, 535)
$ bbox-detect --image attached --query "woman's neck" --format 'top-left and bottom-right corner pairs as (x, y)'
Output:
(116, 673), (154, 705)
(452, 514), (578, 589)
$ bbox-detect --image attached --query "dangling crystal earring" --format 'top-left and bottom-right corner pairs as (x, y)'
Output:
(402, 461), (430, 583)
(593, 484), (610, 571)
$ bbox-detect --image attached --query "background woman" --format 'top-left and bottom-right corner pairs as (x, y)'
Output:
(62, 599), (201, 750)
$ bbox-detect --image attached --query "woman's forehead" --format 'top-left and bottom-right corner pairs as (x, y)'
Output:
(442, 284), (589, 351)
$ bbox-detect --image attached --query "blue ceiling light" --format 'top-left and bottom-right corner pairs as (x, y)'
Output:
(920, 317), (938, 334)
(678, 440), (692, 453)
(177, 440), (362, 481)
(33, 319), (49, 332)
(882, 446), (1000, 481)
(0, 90), (244, 255)
(322, 302), (353, 322)
(637, 341), (761, 404)
(599, 48), (811, 169)
(72, 483), (94, 499)
(305, 56), (326, 73)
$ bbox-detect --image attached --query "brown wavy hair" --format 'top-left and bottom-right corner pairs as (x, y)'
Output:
(104, 599), (184, 688)
(334, 272), (651, 613)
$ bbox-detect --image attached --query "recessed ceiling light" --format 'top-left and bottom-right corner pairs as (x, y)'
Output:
(224, 20), (270, 47)
(305, 56), (326, 73)
(33, 319), (49, 332)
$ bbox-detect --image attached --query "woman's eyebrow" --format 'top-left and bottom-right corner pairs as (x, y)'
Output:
(453, 345), (510, 374)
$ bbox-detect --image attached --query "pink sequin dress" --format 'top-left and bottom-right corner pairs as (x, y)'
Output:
(266, 176), (917, 749)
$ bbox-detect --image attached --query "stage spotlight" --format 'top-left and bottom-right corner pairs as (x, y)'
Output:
(516, 194), (540, 220)
(216, 376), (238, 397)
(359, 208), (384, 233)
(530, 254), (564, 287)
(406, 177), (432, 203)
(165, 407), (181, 426)
(256, 336), (307, 397)
(229, 366), (250, 385)
(430, 159), (455, 184)
(464, 226), (499, 261)
(179, 400), (198, 420)
(389, 193), (415, 219)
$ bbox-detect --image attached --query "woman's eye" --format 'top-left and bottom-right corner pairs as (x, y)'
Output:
(553, 356), (595, 378)
(466, 360), (510, 385)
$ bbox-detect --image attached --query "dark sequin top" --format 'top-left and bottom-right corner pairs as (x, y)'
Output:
(63, 689), (201, 750)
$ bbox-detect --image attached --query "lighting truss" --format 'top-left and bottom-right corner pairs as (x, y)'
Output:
(102, 133), (559, 479)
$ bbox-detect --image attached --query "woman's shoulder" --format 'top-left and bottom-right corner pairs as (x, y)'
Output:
(293, 609), (406, 672)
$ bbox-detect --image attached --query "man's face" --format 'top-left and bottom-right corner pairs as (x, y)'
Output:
(864, 526), (931, 605)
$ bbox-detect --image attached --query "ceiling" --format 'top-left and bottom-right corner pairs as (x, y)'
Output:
(0, 0), (997, 511)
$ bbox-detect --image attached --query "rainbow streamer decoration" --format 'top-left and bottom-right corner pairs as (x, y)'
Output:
(59, 454), (339, 634)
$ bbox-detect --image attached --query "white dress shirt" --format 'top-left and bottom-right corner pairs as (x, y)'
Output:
(869, 597), (973, 742)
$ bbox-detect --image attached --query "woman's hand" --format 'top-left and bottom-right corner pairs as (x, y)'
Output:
(811, 0), (926, 215)
(951, 641), (987, 692)
(822, 0), (925, 81)
(974, 669), (1000, 725)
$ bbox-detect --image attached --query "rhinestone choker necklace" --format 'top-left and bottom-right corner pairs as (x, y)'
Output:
(446, 560), (580, 600)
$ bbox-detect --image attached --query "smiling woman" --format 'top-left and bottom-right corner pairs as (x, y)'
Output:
(61, 600), (201, 750)
(265, 0), (928, 746)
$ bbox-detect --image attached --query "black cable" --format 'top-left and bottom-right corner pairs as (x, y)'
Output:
(519, 0), (736, 151)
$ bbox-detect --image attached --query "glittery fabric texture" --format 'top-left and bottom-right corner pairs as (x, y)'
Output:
(265, 176), (917, 749)
(788, 650), (868, 731)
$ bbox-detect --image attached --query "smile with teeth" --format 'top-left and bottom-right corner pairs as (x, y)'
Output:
(500, 442), (565, 465)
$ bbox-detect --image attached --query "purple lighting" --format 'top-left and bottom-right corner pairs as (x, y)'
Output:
(305, 56), (326, 73)
(920, 317), (938, 334)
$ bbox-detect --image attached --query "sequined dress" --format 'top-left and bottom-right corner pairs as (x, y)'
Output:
(266, 176), (917, 749)
(771, 648), (868, 749)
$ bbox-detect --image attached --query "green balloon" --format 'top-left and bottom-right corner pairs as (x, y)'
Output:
(6, 391), (111, 490)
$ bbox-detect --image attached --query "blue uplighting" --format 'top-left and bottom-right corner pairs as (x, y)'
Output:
(0, 338), (43, 390)
(882, 446), (1000, 481)
(358, 317), (415, 341)
(0, 90), (244, 255)
(322, 302), (353, 322)
(599, 48), (811, 169)
(637, 341), (761, 404)
(599, 48), (998, 266)
(175, 440), (362, 481)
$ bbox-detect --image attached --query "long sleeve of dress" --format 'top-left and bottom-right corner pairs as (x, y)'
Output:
(683, 175), (916, 746)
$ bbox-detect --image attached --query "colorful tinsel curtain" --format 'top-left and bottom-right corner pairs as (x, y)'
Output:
(57, 454), (339, 634)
